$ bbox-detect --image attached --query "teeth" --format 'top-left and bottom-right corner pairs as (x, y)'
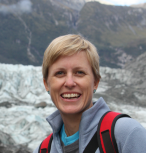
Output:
(62, 93), (80, 98)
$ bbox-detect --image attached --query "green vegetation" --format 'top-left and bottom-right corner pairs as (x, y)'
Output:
(0, 1), (146, 67)
(77, 2), (146, 67)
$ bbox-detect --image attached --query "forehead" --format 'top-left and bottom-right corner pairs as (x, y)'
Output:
(50, 51), (91, 69)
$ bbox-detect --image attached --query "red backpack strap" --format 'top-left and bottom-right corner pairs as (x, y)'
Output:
(97, 111), (130, 153)
(38, 133), (53, 153)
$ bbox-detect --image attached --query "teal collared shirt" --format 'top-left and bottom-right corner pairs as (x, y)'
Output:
(60, 124), (79, 146)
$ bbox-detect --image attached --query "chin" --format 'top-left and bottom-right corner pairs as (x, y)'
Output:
(60, 107), (85, 115)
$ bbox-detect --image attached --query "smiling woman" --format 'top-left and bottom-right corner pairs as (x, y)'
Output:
(44, 51), (98, 117)
(42, 35), (100, 133)
(33, 34), (146, 153)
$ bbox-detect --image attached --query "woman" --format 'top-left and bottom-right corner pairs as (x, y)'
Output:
(33, 34), (146, 153)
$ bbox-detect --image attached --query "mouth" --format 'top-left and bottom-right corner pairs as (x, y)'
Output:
(61, 93), (81, 99)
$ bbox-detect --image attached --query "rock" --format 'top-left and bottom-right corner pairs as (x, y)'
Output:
(124, 52), (146, 86)
(0, 102), (12, 108)
(0, 131), (31, 153)
(95, 52), (146, 107)
(0, 131), (15, 146)
(0, 143), (31, 153)
(35, 102), (47, 108)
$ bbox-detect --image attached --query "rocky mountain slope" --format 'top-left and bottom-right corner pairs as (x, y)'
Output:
(0, 0), (146, 68)
(93, 52), (146, 107)
(131, 3), (146, 8)
(0, 0), (79, 65)
(77, 2), (146, 67)
(86, 0), (113, 5)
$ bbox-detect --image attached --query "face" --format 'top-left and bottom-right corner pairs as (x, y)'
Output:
(44, 51), (99, 116)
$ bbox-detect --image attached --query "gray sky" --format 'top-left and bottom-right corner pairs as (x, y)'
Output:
(106, 0), (146, 6)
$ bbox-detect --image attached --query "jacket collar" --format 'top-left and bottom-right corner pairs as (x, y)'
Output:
(46, 97), (110, 135)
(79, 97), (110, 134)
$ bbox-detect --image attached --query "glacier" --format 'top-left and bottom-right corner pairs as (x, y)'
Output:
(0, 63), (146, 151)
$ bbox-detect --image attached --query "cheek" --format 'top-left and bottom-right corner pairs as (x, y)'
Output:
(83, 79), (95, 90)
(48, 78), (61, 91)
(50, 91), (59, 107)
(48, 79), (64, 100)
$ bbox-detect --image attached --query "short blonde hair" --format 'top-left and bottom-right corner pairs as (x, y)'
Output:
(42, 34), (101, 82)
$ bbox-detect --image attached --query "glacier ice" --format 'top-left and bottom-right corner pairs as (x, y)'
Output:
(0, 63), (145, 151)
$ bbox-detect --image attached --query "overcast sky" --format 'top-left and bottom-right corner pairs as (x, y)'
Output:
(106, 0), (146, 6)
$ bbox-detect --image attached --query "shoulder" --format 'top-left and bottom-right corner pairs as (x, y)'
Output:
(114, 117), (146, 153)
(115, 117), (145, 135)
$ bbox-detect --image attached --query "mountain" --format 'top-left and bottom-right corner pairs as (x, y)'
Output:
(49, 0), (85, 11)
(85, 0), (113, 5)
(77, 2), (146, 67)
(0, 0), (79, 65)
(131, 3), (146, 9)
(93, 52), (146, 107)
(0, 0), (146, 67)
(125, 51), (146, 88)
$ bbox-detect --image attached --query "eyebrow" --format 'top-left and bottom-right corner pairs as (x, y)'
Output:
(54, 66), (86, 70)
(73, 66), (85, 69)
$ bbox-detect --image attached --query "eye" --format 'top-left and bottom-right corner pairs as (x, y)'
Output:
(76, 71), (85, 76)
(77, 71), (83, 74)
(55, 71), (64, 76)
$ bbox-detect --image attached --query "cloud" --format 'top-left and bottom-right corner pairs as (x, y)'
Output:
(0, 0), (32, 15)
(107, 0), (146, 6)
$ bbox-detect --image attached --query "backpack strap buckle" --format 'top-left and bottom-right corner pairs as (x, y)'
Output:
(41, 148), (47, 153)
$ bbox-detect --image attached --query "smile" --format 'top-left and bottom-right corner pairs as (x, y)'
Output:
(61, 93), (81, 99)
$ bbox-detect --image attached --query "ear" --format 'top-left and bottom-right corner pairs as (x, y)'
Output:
(43, 78), (49, 92)
(94, 79), (99, 90)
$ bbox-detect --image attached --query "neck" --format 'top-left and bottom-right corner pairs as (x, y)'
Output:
(61, 113), (82, 136)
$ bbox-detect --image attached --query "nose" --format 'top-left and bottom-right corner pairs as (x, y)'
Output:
(64, 74), (76, 88)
